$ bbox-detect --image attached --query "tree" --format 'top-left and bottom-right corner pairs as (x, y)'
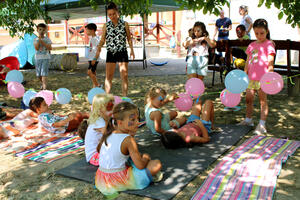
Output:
(0, 0), (299, 38)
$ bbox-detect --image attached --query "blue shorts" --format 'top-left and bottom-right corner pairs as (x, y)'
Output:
(128, 158), (153, 188)
(186, 114), (212, 133)
(187, 56), (208, 76)
(35, 59), (49, 77)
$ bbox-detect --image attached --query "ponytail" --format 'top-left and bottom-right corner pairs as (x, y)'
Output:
(96, 117), (115, 152)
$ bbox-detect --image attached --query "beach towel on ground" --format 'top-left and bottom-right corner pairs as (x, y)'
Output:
(15, 136), (84, 163)
(192, 135), (300, 200)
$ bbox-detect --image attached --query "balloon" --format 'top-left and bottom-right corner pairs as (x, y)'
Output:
(36, 90), (53, 106)
(220, 89), (241, 107)
(260, 72), (284, 95)
(185, 78), (205, 96)
(5, 70), (23, 83)
(23, 90), (37, 106)
(114, 96), (122, 105)
(88, 87), (105, 104)
(7, 81), (25, 98)
(121, 97), (133, 104)
(174, 93), (193, 111)
(225, 69), (249, 94)
(55, 88), (72, 104)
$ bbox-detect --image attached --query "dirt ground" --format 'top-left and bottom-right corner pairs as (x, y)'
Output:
(0, 66), (299, 200)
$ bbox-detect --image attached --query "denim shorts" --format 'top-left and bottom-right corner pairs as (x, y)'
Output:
(35, 59), (49, 77)
(187, 56), (208, 76)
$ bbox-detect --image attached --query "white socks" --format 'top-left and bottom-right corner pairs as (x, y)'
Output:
(259, 120), (266, 126)
(245, 118), (252, 123)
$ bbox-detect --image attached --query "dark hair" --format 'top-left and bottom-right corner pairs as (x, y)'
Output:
(78, 119), (88, 140)
(253, 18), (270, 40)
(85, 23), (97, 31)
(107, 2), (118, 11)
(96, 102), (137, 152)
(161, 131), (187, 149)
(29, 97), (45, 112)
(236, 24), (246, 32)
(192, 21), (209, 45)
(37, 23), (47, 29)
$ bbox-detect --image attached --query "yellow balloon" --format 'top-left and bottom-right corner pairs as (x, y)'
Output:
(234, 58), (245, 69)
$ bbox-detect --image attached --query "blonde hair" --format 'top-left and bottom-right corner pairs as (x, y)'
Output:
(88, 93), (114, 125)
(144, 87), (167, 105)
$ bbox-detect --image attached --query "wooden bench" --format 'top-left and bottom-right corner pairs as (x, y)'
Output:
(211, 39), (300, 95)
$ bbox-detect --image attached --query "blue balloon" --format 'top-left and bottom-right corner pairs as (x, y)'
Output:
(55, 88), (72, 104)
(88, 87), (105, 104)
(122, 97), (133, 104)
(23, 90), (37, 106)
(225, 69), (249, 94)
(6, 70), (23, 83)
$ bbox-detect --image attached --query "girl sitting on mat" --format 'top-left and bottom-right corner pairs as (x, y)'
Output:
(0, 109), (38, 139)
(29, 97), (89, 134)
(78, 94), (114, 166)
(95, 102), (162, 196)
(161, 99), (219, 149)
(144, 87), (186, 135)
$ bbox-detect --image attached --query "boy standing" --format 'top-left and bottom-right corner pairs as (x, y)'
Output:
(86, 23), (101, 88)
(34, 23), (52, 90)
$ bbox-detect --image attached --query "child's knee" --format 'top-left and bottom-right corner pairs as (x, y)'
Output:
(169, 111), (178, 118)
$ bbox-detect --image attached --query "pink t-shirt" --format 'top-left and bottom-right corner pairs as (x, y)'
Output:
(246, 40), (276, 81)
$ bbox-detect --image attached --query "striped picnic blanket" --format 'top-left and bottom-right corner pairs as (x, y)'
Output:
(192, 135), (300, 200)
(15, 136), (84, 163)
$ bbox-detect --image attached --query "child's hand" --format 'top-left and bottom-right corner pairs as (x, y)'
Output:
(142, 153), (151, 161)
(167, 93), (178, 102)
(169, 120), (178, 129)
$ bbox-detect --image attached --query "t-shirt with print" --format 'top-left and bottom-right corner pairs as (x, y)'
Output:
(216, 17), (232, 37)
(38, 113), (68, 134)
(34, 37), (52, 60)
(85, 117), (105, 162)
(88, 36), (100, 61)
(246, 40), (276, 81)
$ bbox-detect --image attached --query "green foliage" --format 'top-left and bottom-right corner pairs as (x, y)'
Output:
(257, 0), (299, 28)
(0, 0), (299, 38)
(0, 0), (49, 38)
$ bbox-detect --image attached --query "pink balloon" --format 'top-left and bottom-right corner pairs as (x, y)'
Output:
(185, 78), (205, 96)
(7, 81), (25, 98)
(36, 90), (53, 106)
(260, 72), (284, 95)
(174, 93), (193, 111)
(220, 89), (241, 107)
(114, 96), (122, 105)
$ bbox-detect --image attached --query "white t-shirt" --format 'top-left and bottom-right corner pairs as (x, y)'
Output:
(88, 36), (100, 61)
(34, 37), (52, 60)
(190, 39), (209, 56)
(85, 117), (105, 162)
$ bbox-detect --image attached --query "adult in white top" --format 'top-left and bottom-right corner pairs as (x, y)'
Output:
(239, 5), (253, 38)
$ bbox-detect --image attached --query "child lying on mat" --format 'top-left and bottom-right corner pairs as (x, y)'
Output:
(78, 94), (114, 166)
(161, 99), (219, 149)
(95, 102), (162, 196)
(0, 109), (38, 139)
(29, 97), (89, 134)
(144, 87), (186, 135)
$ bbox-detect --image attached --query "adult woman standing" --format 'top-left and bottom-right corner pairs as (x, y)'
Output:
(239, 5), (253, 38)
(93, 2), (135, 97)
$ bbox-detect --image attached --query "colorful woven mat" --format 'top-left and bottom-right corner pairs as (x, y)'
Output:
(192, 135), (300, 200)
(15, 136), (84, 163)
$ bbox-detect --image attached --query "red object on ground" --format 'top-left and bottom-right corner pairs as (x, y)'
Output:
(0, 56), (20, 84)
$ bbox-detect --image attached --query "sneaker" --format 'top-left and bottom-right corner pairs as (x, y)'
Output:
(153, 171), (163, 183)
(237, 120), (254, 127)
(254, 124), (267, 135)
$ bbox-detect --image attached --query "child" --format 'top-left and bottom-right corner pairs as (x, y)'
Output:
(161, 99), (218, 149)
(185, 21), (215, 80)
(0, 109), (38, 139)
(79, 94), (114, 166)
(182, 28), (194, 62)
(95, 102), (162, 196)
(231, 24), (250, 61)
(144, 87), (186, 135)
(33, 23), (52, 90)
(85, 23), (101, 88)
(29, 97), (89, 134)
(238, 19), (276, 135)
